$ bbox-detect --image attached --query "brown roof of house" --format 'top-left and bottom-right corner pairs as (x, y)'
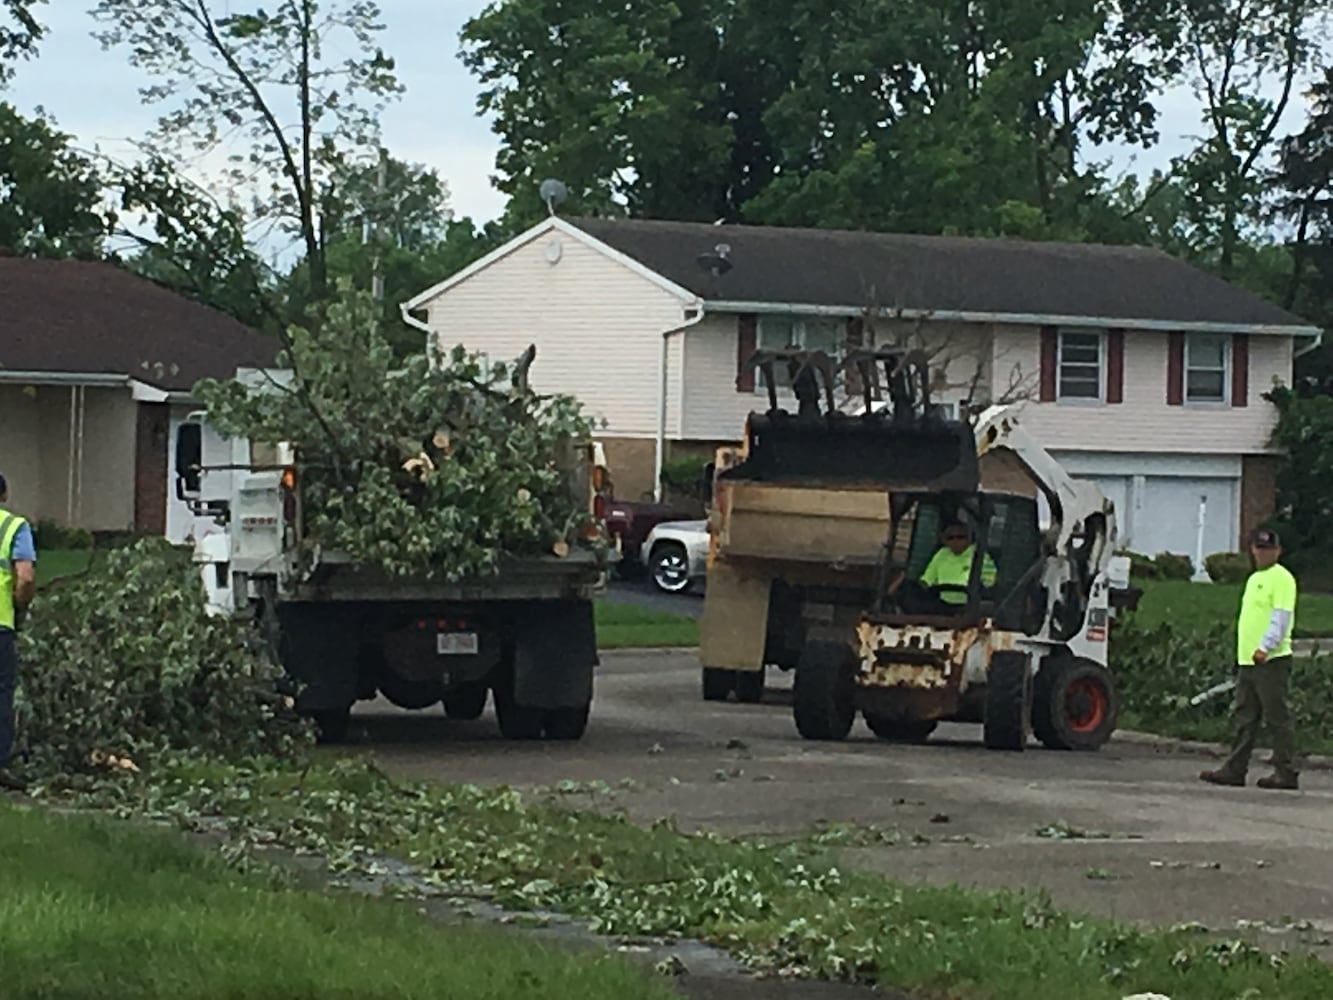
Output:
(572, 217), (1317, 331)
(0, 257), (277, 392)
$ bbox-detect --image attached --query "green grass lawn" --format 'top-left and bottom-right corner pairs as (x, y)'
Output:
(595, 600), (699, 648)
(1134, 578), (1333, 636)
(592, 577), (1333, 651)
(58, 756), (1333, 1000)
(0, 800), (673, 1000)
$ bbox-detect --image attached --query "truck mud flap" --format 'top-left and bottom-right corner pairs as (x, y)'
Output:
(276, 603), (360, 712)
(511, 598), (596, 710)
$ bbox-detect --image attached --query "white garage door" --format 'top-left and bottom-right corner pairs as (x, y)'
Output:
(1136, 478), (1237, 561)
(1035, 474), (1237, 561)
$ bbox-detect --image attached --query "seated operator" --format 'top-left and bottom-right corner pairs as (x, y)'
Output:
(892, 520), (997, 614)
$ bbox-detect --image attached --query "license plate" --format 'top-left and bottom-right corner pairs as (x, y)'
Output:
(437, 632), (479, 656)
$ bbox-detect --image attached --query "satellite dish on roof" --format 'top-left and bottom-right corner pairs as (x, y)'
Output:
(539, 178), (568, 216)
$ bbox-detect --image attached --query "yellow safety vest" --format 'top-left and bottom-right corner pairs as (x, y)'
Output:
(0, 508), (28, 631)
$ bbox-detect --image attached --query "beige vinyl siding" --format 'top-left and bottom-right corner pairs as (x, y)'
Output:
(1, 384), (135, 531)
(993, 325), (1290, 454)
(666, 329), (685, 438)
(680, 314), (754, 441)
(421, 230), (690, 437)
(679, 315), (998, 441)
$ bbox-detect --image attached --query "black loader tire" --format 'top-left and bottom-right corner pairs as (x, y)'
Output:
(793, 641), (857, 742)
(702, 668), (734, 702)
(864, 714), (938, 743)
(442, 682), (489, 721)
(734, 666), (765, 704)
(984, 651), (1031, 751)
(1033, 658), (1119, 751)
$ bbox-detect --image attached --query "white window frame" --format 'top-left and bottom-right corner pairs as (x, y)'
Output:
(1056, 329), (1105, 403)
(755, 315), (845, 393)
(1184, 333), (1231, 405)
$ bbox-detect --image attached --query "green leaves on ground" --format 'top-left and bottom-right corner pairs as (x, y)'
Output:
(196, 285), (599, 581)
(42, 756), (1333, 1000)
(14, 540), (310, 777)
(1111, 616), (1333, 754)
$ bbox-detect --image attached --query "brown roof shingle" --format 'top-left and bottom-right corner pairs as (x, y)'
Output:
(572, 217), (1317, 331)
(0, 257), (277, 392)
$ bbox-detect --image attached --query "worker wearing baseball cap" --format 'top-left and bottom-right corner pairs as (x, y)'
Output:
(1201, 528), (1300, 791)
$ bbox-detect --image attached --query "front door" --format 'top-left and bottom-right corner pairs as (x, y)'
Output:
(134, 402), (170, 535)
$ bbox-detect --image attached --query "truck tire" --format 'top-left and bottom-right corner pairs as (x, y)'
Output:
(984, 651), (1031, 751)
(864, 714), (937, 743)
(494, 689), (544, 740)
(702, 668), (734, 702)
(793, 641), (856, 742)
(734, 666), (765, 704)
(443, 683), (489, 721)
(1033, 658), (1118, 751)
(377, 669), (444, 711)
(543, 704), (591, 741)
(311, 707), (351, 744)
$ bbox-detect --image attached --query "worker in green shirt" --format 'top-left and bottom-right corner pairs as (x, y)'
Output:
(894, 520), (997, 614)
(1201, 529), (1300, 791)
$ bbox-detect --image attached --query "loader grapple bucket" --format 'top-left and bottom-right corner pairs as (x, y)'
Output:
(720, 347), (981, 493)
(734, 413), (979, 491)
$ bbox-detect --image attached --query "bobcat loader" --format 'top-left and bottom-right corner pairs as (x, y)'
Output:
(702, 348), (1137, 750)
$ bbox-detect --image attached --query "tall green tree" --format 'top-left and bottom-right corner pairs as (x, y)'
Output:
(91, 0), (401, 307)
(1272, 68), (1333, 391)
(1118, 0), (1330, 278)
(110, 155), (275, 330)
(278, 150), (489, 355)
(324, 152), (454, 251)
(0, 0), (43, 84)
(0, 103), (106, 256)
(462, 0), (1170, 241)
(462, 0), (738, 227)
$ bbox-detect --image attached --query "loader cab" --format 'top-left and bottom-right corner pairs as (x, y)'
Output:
(876, 490), (1046, 633)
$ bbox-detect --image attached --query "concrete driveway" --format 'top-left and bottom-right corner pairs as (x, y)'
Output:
(354, 651), (1333, 957)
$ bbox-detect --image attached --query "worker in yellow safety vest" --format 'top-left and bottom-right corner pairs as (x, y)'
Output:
(1200, 528), (1300, 791)
(0, 473), (37, 792)
(891, 519), (998, 615)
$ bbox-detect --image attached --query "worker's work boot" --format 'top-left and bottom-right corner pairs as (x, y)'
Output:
(1256, 772), (1299, 791)
(1199, 769), (1245, 787)
(0, 768), (28, 793)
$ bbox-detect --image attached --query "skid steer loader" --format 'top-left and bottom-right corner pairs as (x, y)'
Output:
(711, 349), (1137, 751)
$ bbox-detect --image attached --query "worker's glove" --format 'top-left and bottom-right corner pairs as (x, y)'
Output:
(13, 607), (28, 632)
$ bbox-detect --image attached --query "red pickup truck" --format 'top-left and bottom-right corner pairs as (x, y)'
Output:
(604, 499), (695, 576)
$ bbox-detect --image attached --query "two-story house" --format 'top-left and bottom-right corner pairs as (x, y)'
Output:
(403, 217), (1322, 562)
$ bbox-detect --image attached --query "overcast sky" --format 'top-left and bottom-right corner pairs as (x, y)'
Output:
(4, 2), (1315, 232)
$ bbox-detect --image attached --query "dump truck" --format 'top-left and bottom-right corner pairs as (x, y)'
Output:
(700, 348), (1137, 750)
(173, 412), (613, 743)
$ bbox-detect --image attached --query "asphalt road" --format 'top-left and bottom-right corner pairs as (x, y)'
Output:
(353, 651), (1333, 961)
(605, 578), (705, 618)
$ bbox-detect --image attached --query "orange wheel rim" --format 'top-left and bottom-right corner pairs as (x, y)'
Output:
(1066, 677), (1108, 734)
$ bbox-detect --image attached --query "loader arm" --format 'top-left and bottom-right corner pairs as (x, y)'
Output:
(971, 405), (1117, 558)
